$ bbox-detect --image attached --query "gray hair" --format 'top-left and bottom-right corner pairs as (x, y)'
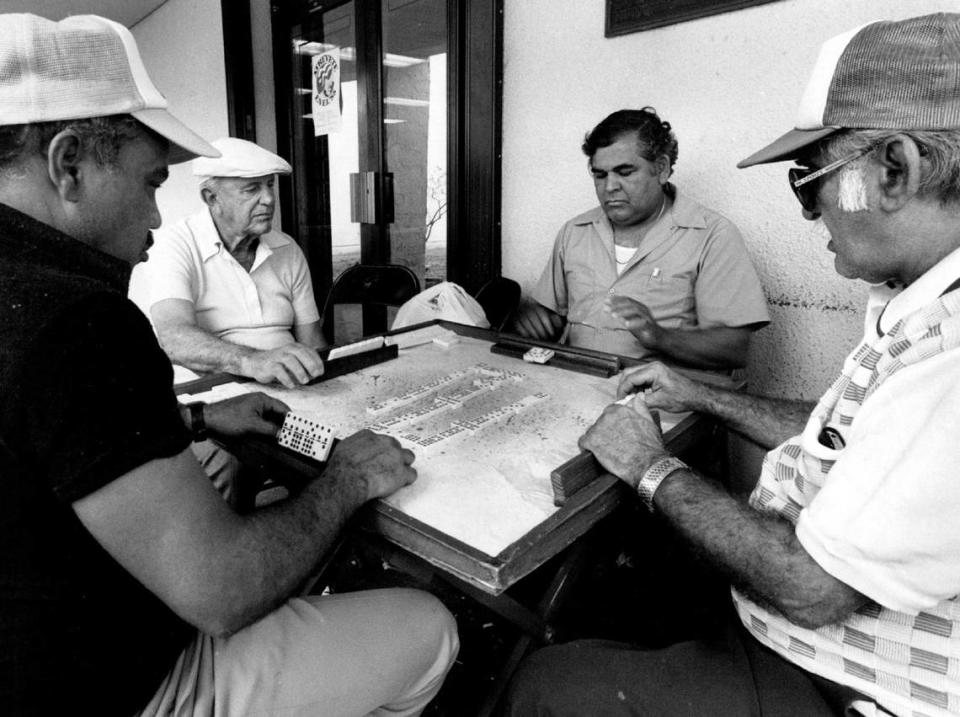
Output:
(821, 128), (960, 206)
(0, 115), (148, 174)
(199, 176), (223, 195)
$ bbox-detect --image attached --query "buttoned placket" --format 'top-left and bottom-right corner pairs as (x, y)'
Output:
(220, 239), (275, 324)
(604, 213), (674, 296)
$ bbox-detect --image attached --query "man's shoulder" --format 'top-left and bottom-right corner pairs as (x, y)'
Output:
(0, 258), (120, 322)
(262, 229), (307, 262)
(157, 210), (197, 235)
(565, 206), (605, 228)
(671, 187), (740, 234)
(153, 209), (213, 250)
(261, 228), (297, 249)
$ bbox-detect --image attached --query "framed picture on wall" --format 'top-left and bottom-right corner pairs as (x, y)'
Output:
(605, 0), (782, 37)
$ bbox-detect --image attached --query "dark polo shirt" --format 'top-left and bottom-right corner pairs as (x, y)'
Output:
(0, 203), (194, 715)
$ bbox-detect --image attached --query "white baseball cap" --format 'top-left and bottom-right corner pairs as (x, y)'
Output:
(0, 13), (218, 163)
(192, 137), (293, 180)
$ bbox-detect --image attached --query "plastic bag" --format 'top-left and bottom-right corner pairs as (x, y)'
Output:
(392, 281), (491, 330)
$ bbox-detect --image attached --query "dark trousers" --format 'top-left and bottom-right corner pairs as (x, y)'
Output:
(501, 611), (865, 716)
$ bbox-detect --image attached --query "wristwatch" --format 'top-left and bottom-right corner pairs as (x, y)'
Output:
(636, 456), (687, 512)
(185, 401), (208, 443)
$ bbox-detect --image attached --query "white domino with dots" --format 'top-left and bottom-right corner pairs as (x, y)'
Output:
(278, 412), (335, 461)
(522, 347), (555, 364)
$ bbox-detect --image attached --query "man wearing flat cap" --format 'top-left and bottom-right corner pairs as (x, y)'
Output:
(505, 13), (960, 716)
(0, 13), (456, 716)
(133, 136), (327, 389)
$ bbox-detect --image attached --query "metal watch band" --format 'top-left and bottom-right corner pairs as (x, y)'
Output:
(185, 401), (208, 443)
(636, 456), (687, 512)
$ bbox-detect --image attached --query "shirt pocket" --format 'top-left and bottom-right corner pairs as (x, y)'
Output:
(629, 272), (695, 326)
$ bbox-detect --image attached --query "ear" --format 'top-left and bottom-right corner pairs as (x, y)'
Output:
(200, 186), (217, 207)
(654, 155), (671, 184)
(875, 134), (923, 212)
(46, 130), (84, 202)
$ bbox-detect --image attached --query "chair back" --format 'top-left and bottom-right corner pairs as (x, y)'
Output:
(321, 263), (421, 343)
(473, 276), (521, 332)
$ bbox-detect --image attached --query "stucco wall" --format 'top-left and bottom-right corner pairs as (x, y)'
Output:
(132, 0), (229, 226)
(501, 0), (953, 401)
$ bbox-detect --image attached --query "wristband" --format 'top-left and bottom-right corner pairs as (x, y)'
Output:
(185, 401), (208, 443)
(636, 456), (687, 512)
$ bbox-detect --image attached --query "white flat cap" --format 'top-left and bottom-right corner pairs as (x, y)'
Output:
(192, 137), (292, 179)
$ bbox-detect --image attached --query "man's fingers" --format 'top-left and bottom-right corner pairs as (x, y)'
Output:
(267, 361), (300, 389)
(617, 365), (656, 396)
(279, 345), (324, 378)
(530, 308), (555, 338)
(262, 395), (291, 416)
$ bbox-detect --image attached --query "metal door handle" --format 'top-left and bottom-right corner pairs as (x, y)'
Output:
(349, 171), (376, 224)
(349, 171), (395, 224)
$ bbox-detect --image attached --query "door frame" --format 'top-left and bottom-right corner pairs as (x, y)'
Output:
(263, 0), (502, 306)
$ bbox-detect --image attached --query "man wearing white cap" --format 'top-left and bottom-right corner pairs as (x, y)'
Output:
(505, 13), (960, 716)
(0, 13), (457, 717)
(133, 136), (327, 389)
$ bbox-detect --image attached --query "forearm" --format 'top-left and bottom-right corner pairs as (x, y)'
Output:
(207, 472), (364, 634)
(294, 320), (328, 350)
(652, 326), (749, 371)
(157, 323), (254, 375)
(692, 384), (813, 449)
(652, 468), (866, 627)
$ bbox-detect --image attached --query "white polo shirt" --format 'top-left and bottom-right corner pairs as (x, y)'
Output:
(132, 208), (320, 350)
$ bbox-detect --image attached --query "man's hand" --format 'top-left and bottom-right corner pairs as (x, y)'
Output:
(325, 429), (417, 503)
(617, 361), (704, 414)
(605, 295), (662, 348)
(579, 401), (669, 489)
(204, 392), (290, 438)
(512, 301), (565, 341)
(238, 343), (325, 388)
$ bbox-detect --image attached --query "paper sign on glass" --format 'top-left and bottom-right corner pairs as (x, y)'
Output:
(311, 48), (342, 136)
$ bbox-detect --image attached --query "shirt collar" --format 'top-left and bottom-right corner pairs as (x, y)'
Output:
(574, 183), (708, 231)
(194, 208), (223, 261)
(0, 202), (131, 292)
(665, 185), (708, 230)
(196, 207), (290, 263)
(875, 245), (960, 335)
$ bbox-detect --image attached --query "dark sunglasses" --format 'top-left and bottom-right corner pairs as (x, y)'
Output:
(788, 146), (876, 213)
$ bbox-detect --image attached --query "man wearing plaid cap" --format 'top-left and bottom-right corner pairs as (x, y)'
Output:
(505, 13), (960, 717)
(0, 14), (456, 716)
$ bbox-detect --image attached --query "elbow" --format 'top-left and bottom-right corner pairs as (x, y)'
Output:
(777, 601), (838, 630)
(180, 596), (263, 639)
(169, 577), (271, 638)
(153, 326), (179, 358)
(725, 340), (750, 370)
(770, 586), (865, 630)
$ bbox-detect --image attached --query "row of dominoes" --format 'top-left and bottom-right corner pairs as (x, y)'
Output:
(366, 369), (471, 415)
(473, 363), (524, 382)
(365, 363), (522, 416)
(366, 390), (550, 450)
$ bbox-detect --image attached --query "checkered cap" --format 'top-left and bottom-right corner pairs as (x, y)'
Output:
(0, 13), (218, 163)
(739, 13), (960, 167)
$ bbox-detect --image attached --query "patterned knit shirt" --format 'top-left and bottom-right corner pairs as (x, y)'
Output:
(734, 283), (960, 717)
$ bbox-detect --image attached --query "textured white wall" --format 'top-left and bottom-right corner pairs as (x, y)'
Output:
(502, 0), (954, 400)
(132, 0), (229, 227)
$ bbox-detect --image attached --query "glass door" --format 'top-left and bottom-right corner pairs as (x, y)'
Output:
(281, 0), (448, 339)
(381, 0), (448, 287)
